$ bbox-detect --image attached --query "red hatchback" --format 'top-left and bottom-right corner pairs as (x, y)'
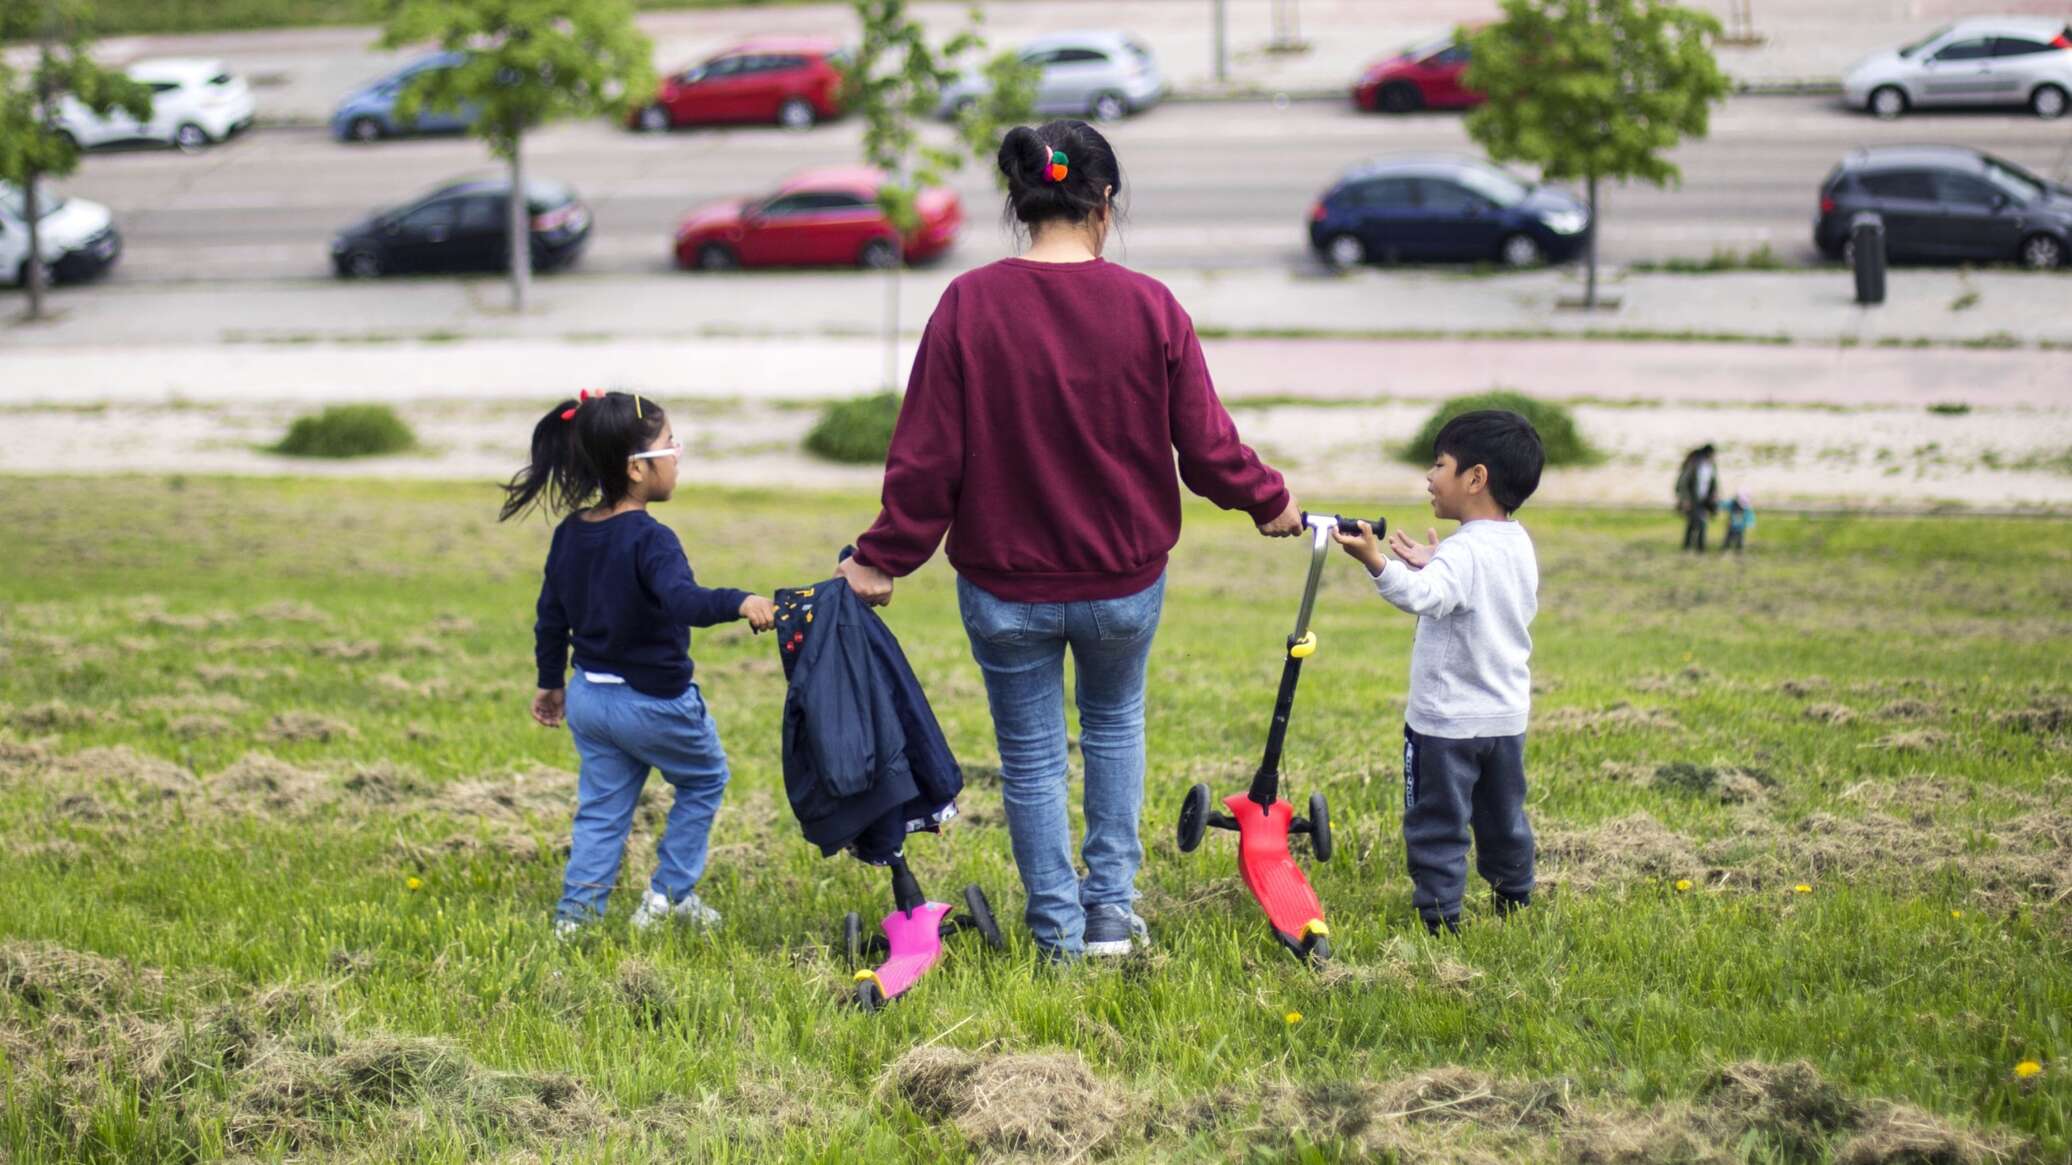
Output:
(633, 37), (845, 132)
(674, 168), (962, 271)
(1354, 34), (1484, 114)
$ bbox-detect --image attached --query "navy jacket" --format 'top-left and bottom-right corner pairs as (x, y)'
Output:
(773, 578), (961, 858)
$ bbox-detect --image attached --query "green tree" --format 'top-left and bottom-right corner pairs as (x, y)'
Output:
(0, 0), (149, 321)
(1464, 0), (1729, 309)
(378, 0), (652, 310)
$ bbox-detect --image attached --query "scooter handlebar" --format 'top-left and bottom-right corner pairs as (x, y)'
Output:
(1302, 512), (1388, 539)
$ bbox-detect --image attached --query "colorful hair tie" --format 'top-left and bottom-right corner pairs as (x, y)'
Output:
(560, 388), (601, 422)
(1044, 148), (1068, 183)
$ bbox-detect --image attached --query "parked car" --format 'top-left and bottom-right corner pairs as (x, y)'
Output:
(54, 58), (255, 152)
(1845, 19), (2072, 119)
(330, 178), (590, 278)
(673, 167), (961, 271)
(332, 52), (478, 142)
(1309, 155), (1589, 269)
(937, 30), (1165, 122)
(631, 38), (845, 132)
(1815, 146), (2070, 269)
(1354, 33), (1483, 113)
(0, 183), (121, 286)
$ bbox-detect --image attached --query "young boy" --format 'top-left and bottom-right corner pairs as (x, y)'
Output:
(1332, 410), (1544, 935)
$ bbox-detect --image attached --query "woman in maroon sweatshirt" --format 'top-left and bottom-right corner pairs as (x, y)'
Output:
(837, 119), (1300, 960)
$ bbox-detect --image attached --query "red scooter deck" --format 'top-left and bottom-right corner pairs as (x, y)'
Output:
(1226, 792), (1326, 953)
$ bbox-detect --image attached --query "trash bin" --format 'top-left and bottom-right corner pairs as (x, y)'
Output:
(1850, 212), (1886, 306)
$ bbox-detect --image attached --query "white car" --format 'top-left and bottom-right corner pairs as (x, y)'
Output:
(937, 31), (1166, 122)
(55, 58), (256, 152)
(0, 183), (122, 286)
(1844, 19), (2072, 120)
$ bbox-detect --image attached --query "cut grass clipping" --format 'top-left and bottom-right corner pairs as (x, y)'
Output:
(804, 391), (899, 465)
(1402, 389), (1598, 466)
(270, 405), (416, 459)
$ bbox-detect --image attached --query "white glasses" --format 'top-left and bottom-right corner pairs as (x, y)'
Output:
(630, 437), (683, 462)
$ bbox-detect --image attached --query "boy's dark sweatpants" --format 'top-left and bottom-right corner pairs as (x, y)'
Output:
(1402, 726), (1535, 923)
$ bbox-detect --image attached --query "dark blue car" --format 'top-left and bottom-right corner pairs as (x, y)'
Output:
(1308, 154), (1591, 269)
(331, 52), (477, 142)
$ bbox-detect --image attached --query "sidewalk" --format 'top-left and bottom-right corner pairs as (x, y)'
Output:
(31, 0), (1922, 126)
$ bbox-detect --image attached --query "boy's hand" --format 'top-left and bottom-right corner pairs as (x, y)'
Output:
(1387, 526), (1440, 570)
(1331, 521), (1388, 574)
(837, 556), (894, 607)
(531, 688), (565, 729)
(738, 594), (777, 632)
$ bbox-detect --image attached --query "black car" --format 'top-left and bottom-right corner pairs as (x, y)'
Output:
(1309, 154), (1592, 269)
(330, 177), (590, 278)
(1815, 146), (2071, 269)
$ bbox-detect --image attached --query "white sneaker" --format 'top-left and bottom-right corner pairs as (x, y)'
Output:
(630, 888), (721, 931)
(553, 917), (583, 942)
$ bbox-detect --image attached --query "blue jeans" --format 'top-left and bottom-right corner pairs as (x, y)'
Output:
(958, 574), (1164, 956)
(558, 672), (731, 922)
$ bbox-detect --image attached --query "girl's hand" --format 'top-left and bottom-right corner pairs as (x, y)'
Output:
(739, 594), (777, 632)
(1330, 521), (1387, 574)
(531, 688), (565, 728)
(837, 556), (894, 607)
(1387, 526), (1440, 570)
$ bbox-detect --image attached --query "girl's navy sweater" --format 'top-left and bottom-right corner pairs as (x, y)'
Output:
(533, 510), (749, 699)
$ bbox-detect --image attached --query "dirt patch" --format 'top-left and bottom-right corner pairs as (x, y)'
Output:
(168, 714), (234, 739)
(254, 600), (330, 624)
(45, 746), (199, 803)
(1779, 677), (1831, 698)
(1651, 762), (1773, 805)
(11, 700), (110, 731)
(883, 1046), (1132, 1159)
(195, 662), (295, 685)
(0, 940), (167, 1016)
(1317, 936), (1482, 997)
(261, 711), (359, 744)
(1540, 703), (1681, 734)
(1837, 1102), (2033, 1165)
(136, 692), (250, 716)
(431, 767), (573, 822)
(1991, 702), (2068, 737)
(1876, 699), (1941, 721)
(136, 610), (237, 633)
(207, 754), (334, 814)
(614, 960), (676, 1030)
(1865, 728), (1951, 751)
(310, 638), (383, 661)
(1804, 703), (1857, 726)
(1539, 814), (1704, 888)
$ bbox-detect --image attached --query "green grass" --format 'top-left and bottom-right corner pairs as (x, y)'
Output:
(269, 404), (417, 459)
(1, 477), (2067, 1162)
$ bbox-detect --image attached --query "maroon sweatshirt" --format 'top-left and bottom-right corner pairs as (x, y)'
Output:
(852, 258), (1290, 603)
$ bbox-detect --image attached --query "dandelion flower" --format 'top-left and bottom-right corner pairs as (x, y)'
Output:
(1950, 909), (1962, 919)
(1792, 883), (1812, 894)
(1283, 1011), (1303, 1026)
(1675, 879), (1693, 893)
(406, 876), (424, 891)
(2014, 1060), (2043, 1079)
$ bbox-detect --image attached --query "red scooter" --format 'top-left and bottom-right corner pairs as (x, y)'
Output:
(1176, 511), (1384, 965)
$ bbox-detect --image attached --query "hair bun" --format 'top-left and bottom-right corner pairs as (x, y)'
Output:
(997, 125), (1047, 185)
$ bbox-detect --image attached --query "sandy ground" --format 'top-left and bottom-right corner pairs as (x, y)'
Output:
(4, 393), (2064, 513)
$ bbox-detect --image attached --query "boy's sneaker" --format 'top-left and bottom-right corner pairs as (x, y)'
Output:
(552, 917), (583, 942)
(1084, 904), (1149, 957)
(1424, 914), (1462, 937)
(1494, 892), (1531, 917)
(631, 889), (721, 931)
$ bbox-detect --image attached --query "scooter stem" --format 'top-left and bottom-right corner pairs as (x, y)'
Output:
(1247, 518), (1336, 810)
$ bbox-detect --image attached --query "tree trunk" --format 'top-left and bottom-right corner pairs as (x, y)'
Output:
(1585, 173), (1599, 311)
(507, 132), (531, 312)
(23, 172), (46, 321)
(1212, 0), (1228, 82)
(883, 264), (902, 391)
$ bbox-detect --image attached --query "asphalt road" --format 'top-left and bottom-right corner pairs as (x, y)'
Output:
(36, 95), (2072, 285)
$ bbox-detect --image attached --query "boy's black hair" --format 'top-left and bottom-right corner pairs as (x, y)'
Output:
(1434, 409), (1544, 513)
(997, 120), (1125, 233)
(499, 391), (667, 521)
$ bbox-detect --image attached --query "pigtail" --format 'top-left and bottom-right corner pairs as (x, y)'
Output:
(498, 391), (665, 522)
(500, 399), (589, 521)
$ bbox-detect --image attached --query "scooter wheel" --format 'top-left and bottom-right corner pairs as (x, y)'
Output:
(1307, 935), (1332, 965)
(856, 980), (884, 1012)
(841, 911), (862, 970)
(1177, 783), (1211, 852)
(1308, 792), (1333, 862)
(963, 884), (1005, 949)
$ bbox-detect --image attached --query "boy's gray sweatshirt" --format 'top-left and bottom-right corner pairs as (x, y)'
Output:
(1369, 518), (1538, 739)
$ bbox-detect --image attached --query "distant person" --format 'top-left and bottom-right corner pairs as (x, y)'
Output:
(1722, 490), (1754, 554)
(835, 118), (1303, 961)
(1675, 443), (1719, 552)
(500, 390), (777, 939)
(1330, 410), (1543, 936)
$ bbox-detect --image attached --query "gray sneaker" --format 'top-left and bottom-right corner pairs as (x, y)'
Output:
(1084, 904), (1149, 957)
(631, 889), (721, 931)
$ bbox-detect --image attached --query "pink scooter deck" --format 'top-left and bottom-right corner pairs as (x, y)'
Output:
(1225, 793), (1327, 952)
(854, 902), (951, 1000)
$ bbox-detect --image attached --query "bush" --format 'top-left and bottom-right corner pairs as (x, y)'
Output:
(270, 405), (416, 459)
(804, 392), (900, 465)
(1401, 390), (1596, 467)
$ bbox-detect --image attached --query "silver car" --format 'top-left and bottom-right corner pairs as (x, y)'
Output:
(937, 30), (1166, 122)
(1844, 18), (2072, 119)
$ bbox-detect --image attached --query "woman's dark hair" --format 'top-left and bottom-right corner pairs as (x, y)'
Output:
(499, 390), (667, 521)
(997, 120), (1124, 231)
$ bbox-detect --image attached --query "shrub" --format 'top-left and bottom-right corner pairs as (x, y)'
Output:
(1401, 390), (1596, 467)
(804, 392), (900, 465)
(270, 405), (416, 459)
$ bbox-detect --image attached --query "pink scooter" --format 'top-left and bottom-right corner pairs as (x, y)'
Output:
(841, 856), (1003, 1011)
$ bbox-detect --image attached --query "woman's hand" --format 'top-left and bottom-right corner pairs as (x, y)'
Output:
(739, 594), (777, 632)
(531, 688), (565, 729)
(838, 556), (895, 607)
(1256, 497), (1304, 537)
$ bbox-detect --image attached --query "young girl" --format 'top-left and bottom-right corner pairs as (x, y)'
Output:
(500, 390), (776, 937)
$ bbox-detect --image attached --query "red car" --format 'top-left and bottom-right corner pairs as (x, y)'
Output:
(673, 168), (962, 271)
(632, 37), (846, 132)
(1354, 34), (1484, 114)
